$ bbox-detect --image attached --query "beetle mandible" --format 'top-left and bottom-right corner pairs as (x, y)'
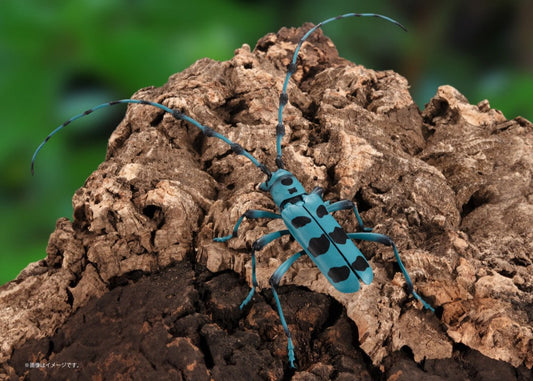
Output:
(32, 13), (435, 368)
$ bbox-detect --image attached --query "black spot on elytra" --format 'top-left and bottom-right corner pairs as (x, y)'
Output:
(352, 256), (369, 272)
(328, 266), (351, 283)
(308, 234), (330, 257)
(281, 177), (293, 186)
(291, 216), (311, 228)
(288, 187), (297, 194)
(329, 227), (347, 244)
(280, 196), (303, 210)
(316, 205), (328, 218)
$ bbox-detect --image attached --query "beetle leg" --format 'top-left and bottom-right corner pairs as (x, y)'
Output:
(213, 209), (281, 242)
(310, 186), (324, 196)
(347, 232), (435, 312)
(326, 200), (372, 232)
(239, 229), (290, 309)
(269, 250), (304, 369)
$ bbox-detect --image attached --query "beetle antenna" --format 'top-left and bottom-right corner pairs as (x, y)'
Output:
(31, 99), (271, 178)
(275, 13), (406, 169)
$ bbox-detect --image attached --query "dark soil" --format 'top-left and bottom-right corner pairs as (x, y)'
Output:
(8, 262), (531, 380)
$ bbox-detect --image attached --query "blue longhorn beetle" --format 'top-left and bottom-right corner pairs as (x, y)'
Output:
(32, 13), (434, 368)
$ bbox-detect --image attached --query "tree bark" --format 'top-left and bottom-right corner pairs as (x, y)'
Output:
(1, 23), (532, 380)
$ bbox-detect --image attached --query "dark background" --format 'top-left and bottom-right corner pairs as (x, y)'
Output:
(1, 0), (531, 284)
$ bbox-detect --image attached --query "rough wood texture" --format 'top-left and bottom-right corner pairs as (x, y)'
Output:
(1, 24), (532, 379)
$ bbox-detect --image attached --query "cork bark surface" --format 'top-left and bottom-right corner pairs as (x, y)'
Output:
(1, 24), (532, 380)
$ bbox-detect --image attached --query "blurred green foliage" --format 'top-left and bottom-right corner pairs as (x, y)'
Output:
(0, 0), (531, 285)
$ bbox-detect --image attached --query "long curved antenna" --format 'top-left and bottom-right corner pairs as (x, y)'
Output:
(275, 13), (407, 169)
(31, 99), (271, 177)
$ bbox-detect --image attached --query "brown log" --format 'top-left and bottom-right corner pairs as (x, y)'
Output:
(1, 23), (532, 380)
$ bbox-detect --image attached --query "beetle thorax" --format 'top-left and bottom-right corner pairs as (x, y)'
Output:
(261, 169), (307, 208)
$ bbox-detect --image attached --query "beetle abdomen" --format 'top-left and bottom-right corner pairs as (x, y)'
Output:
(282, 194), (373, 293)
